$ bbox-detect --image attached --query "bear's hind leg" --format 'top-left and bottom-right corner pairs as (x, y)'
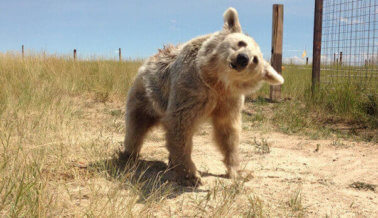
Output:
(122, 105), (158, 161)
(163, 113), (203, 187)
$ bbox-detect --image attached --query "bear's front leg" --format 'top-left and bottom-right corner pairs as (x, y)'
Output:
(164, 118), (202, 187)
(211, 97), (244, 179)
(212, 115), (241, 178)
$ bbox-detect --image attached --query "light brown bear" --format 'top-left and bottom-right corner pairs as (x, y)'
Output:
(122, 8), (284, 186)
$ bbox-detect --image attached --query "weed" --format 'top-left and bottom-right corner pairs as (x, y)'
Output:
(330, 139), (349, 148)
(110, 109), (122, 117)
(244, 195), (266, 218)
(349, 182), (376, 191)
(252, 137), (271, 154)
(287, 190), (306, 217)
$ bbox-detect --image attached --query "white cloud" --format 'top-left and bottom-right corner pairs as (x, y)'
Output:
(283, 56), (306, 65)
(340, 16), (362, 25)
(340, 17), (349, 23)
(321, 54), (330, 63)
(286, 49), (303, 52)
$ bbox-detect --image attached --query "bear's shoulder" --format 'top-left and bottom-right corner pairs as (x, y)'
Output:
(180, 34), (213, 59)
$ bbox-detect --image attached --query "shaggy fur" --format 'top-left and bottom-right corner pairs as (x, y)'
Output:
(122, 8), (284, 186)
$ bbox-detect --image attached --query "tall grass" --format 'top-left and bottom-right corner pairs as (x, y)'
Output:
(0, 53), (140, 113)
(0, 53), (140, 216)
(254, 64), (377, 139)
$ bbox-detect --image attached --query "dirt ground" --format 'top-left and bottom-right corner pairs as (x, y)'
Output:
(139, 124), (377, 217)
(68, 100), (377, 217)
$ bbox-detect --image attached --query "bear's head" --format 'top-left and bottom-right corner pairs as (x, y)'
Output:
(198, 8), (284, 94)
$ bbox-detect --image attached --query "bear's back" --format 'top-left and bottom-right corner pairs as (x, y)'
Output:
(142, 34), (212, 115)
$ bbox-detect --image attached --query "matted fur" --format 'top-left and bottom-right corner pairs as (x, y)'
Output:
(122, 8), (284, 186)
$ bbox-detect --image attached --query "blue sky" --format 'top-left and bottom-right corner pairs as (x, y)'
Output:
(0, 0), (314, 61)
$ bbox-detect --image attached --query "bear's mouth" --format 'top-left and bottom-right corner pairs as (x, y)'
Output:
(229, 62), (237, 70)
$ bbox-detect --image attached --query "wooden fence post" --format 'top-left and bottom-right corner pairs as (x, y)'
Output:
(312, 0), (323, 93)
(73, 49), (77, 61)
(270, 4), (284, 101)
(22, 45), (24, 58)
(119, 48), (122, 61)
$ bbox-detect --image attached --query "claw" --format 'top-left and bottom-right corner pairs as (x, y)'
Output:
(227, 168), (254, 181)
(176, 171), (203, 187)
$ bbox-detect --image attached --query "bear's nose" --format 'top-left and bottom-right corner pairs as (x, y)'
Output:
(236, 53), (249, 68)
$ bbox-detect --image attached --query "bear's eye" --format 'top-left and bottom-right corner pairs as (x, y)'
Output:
(253, 56), (259, 64)
(238, 41), (247, 47)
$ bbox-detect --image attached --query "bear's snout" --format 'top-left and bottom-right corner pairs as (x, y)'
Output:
(230, 53), (249, 71)
(236, 53), (249, 69)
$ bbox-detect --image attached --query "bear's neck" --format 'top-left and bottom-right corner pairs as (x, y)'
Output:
(199, 60), (263, 97)
(199, 63), (239, 97)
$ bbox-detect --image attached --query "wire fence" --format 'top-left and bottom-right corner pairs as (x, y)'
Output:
(320, 0), (377, 89)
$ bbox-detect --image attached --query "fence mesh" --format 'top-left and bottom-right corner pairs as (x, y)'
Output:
(321, 0), (377, 89)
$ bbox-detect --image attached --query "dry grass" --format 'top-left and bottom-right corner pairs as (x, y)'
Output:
(0, 53), (376, 216)
(0, 53), (142, 216)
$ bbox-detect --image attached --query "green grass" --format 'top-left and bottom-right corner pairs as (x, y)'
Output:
(249, 64), (377, 141)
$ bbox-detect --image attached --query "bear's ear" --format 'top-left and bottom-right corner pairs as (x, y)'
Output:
(223, 8), (242, 33)
(263, 62), (284, 85)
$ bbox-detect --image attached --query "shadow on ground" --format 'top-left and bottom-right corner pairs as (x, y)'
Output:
(88, 155), (209, 202)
